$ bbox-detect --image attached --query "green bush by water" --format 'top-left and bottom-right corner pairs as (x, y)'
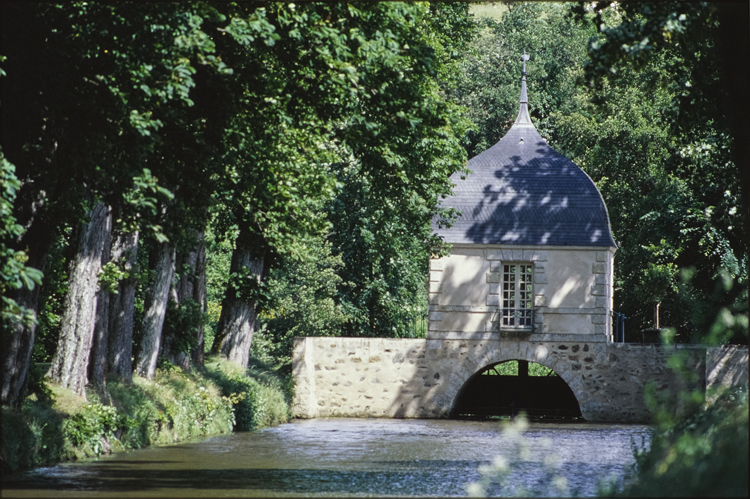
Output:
(1, 357), (291, 472)
(203, 357), (292, 431)
(1, 400), (66, 472)
(616, 387), (748, 497)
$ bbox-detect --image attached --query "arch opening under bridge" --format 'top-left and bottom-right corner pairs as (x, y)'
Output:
(450, 359), (584, 421)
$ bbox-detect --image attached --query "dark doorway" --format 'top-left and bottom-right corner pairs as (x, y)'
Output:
(450, 360), (584, 421)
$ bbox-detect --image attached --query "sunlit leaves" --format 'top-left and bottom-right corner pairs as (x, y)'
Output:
(222, 8), (278, 47)
(561, 2), (745, 340)
(450, 2), (595, 156)
(1, 153), (43, 327)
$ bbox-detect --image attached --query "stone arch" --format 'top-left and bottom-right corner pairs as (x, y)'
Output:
(446, 344), (586, 418)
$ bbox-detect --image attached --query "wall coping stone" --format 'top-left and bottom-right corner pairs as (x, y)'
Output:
(426, 331), (610, 342)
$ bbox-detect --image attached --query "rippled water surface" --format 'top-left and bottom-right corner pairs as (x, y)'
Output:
(3, 419), (652, 497)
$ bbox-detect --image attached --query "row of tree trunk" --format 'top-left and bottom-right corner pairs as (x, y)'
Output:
(2, 202), (263, 405)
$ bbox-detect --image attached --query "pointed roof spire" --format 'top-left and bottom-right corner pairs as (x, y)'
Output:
(515, 50), (532, 125)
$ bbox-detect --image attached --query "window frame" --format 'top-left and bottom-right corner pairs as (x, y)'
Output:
(499, 262), (534, 331)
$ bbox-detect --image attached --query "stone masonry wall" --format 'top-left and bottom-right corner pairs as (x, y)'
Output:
(706, 345), (749, 403)
(291, 337), (745, 423)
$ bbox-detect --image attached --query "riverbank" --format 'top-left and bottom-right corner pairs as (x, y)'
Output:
(1, 356), (291, 473)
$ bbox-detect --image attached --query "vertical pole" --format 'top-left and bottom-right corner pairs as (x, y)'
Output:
(518, 360), (529, 377)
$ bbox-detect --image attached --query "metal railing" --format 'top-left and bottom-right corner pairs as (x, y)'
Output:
(611, 311), (626, 343)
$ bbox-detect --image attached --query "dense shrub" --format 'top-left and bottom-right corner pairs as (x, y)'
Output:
(62, 402), (132, 458)
(203, 357), (292, 431)
(1, 400), (65, 472)
(106, 364), (235, 449)
(618, 387), (748, 497)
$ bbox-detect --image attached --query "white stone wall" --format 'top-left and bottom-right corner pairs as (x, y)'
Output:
(428, 245), (615, 341)
(292, 337), (722, 423)
(706, 345), (749, 404)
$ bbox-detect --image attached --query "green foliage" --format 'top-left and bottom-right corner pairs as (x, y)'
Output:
(485, 361), (557, 377)
(330, 159), (436, 338)
(209, 3), (354, 264)
(1, 400), (65, 473)
(558, 1), (747, 341)
(5, 0), (475, 376)
(1, 369), (63, 471)
(575, 2), (716, 79)
(31, 230), (70, 363)
(490, 361), (519, 376)
(324, 2), (470, 338)
(62, 403), (132, 455)
(97, 258), (130, 294)
(608, 304), (749, 497)
(22, 364), (56, 405)
(423, 2), (478, 85)
(195, 1), (472, 348)
(121, 168), (175, 241)
(225, 266), (265, 303)
(449, 2), (596, 156)
(203, 356), (291, 431)
(162, 298), (205, 355)
(259, 237), (348, 361)
(117, 367), (234, 448)
(617, 388), (748, 497)
(204, 223), (234, 352)
(1, 153), (43, 326)
(44, 2), (233, 135)
(129, 235), (153, 363)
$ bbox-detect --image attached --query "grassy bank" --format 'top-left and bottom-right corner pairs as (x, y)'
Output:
(1, 356), (292, 473)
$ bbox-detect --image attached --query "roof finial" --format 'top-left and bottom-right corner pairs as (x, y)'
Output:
(522, 49), (529, 75)
(515, 50), (532, 125)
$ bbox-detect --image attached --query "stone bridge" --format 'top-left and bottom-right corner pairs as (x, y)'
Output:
(292, 337), (748, 423)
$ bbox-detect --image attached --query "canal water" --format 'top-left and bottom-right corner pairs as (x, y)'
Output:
(3, 418), (652, 497)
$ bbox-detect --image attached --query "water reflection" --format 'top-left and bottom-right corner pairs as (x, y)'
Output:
(3, 419), (651, 497)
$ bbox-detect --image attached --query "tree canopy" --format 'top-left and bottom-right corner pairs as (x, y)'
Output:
(1, 1), (472, 404)
(1, 1), (746, 407)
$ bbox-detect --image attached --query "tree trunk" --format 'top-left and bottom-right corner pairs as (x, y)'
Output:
(135, 241), (175, 379)
(160, 231), (207, 370)
(214, 229), (265, 369)
(107, 231), (139, 382)
(88, 209), (114, 387)
(177, 245), (197, 367)
(1, 284), (43, 407)
(88, 289), (111, 387)
(47, 202), (111, 397)
(1, 197), (55, 406)
(159, 288), (190, 370)
(191, 234), (207, 366)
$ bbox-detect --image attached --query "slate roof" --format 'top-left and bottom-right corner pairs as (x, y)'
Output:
(434, 63), (616, 248)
